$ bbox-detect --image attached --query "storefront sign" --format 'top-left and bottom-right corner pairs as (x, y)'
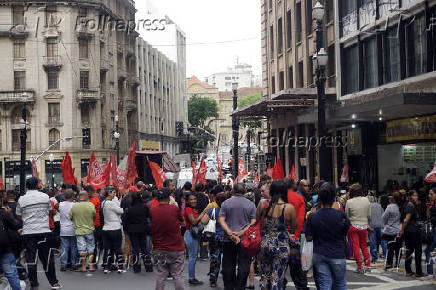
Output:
(386, 115), (436, 143)
(140, 140), (160, 150)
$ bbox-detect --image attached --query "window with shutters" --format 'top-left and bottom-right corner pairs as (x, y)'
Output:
(48, 71), (59, 90)
(13, 40), (25, 59)
(80, 71), (89, 89)
(12, 6), (24, 25)
(79, 39), (88, 59)
(46, 38), (58, 57)
(14, 71), (25, 90)
(48, 103), (60, 124)
(49, 129), (60, 149)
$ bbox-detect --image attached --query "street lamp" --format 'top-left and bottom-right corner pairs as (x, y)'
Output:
(246, 126), (251, 172)
(19, 94), (27, 196)
(114, 115), (120, 164)
(49, 153), (55, 188)
(313, 1), (329, 180)
(232, 82), (239, 178)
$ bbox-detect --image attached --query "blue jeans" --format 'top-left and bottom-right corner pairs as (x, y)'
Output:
(313, 254), (347, 290)
(425, 230), (436, 275)
(369, 227), (387, 260)
(0, 253), (21, 290)
(184, 230), (198, 280)
(60, 236), (78, 268)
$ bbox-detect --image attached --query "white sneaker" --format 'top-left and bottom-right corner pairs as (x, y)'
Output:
(420, 275), (434, 281)
(118, 269), (127, 274)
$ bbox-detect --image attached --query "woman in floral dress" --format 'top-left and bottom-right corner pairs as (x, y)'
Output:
(257, 180), (297, 290)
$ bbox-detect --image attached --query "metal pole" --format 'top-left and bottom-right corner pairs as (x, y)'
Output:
(247, 129), (251, 171)
(232, 89), (239, 178)
(115, 118), (120, 164)
(20, 104), (27, 196)
(316, 19), (328, 180)
(51, 161), (54, 188)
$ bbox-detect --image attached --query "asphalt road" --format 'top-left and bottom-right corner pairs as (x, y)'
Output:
(29, 257), (435, 290)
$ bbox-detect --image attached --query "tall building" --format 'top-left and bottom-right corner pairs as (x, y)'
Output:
(136, 37), (186, 157)
(234, 0), (337, 184)
(0, 0), (138, 187)
(206, 62), (261, 91)
(334, 0), (436, 190)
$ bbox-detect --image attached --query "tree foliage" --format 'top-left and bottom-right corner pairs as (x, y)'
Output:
(188, 95), (219, 128)
(237, 93), (262, 128)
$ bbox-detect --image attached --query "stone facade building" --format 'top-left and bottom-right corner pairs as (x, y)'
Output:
(0, 0), (138, 186)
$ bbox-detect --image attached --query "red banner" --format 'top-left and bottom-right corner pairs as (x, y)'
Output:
(235, 158), (248, 184)
(272, 158), (285, 181)
(125, 140), (138, 185)
(217, 156), (224, 183)
(148, 158), (167, 189)
(87, 153), (110, 190)
(32, 159), (40, 180)
(196, 157), (207, 185)
(110, 154), (129, 194)
(425, 162), (436, 183)
(61, 152), (77, 185)
(0, 175), (5, 190)
(289, 164), (296, 180)
(340, 161), (349, 183)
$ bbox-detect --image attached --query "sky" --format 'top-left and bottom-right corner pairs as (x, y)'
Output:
(135, 0), (262, 81)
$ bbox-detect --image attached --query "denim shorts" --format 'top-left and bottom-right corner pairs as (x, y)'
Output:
(76, 233), (95, 253)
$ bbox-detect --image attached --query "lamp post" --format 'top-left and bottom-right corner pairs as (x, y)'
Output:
(313, 1), (329, 180)
(49, 153), (54, 188)
(114, 115), (120, 164)
(246, 126), (251, 172)
(232, 82), (239, 179)
(19, 95), (27, 196)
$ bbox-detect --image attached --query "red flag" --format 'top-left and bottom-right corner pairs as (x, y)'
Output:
(0, 175), (5, 190)
(192, 161), (198, 186)
(110, 154), (129, 194)
(88, 154), (110, 190)
(147, 158), (167, 189)
(266, 164), (273, 177)
(196, 157), (207, 185)
(235, 158), (248, 183)
(289, 164), (296, 180)
(253, 173), (260, 188)
(272, 158), (285, 181)
(217, 156), (224, 183)
(340, 161), (349, 183)
(125, 140), (138, 185)
(61, 152), (77, 185)
(425, 162), (436, 183)
(32, 159), (40, 179)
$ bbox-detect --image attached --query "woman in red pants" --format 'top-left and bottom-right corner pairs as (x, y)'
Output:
(345, 183), (371, 274)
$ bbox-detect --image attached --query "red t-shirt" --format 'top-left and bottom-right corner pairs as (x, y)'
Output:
(89, 196), (101, 227)
(150, 204), (184, 252)
(287, 189), (305, 241)
(184, 207), (199, 230)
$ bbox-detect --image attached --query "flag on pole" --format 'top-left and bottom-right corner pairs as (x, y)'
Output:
(289, 164), (296, 180)
(147, 157), (167, 189)
(0, 175), (5, 190)
(340, 161), (349, 183)
(424, 162), (436, 183)
(217, 156), (224, 183)
(110, 154), (129, 194)
(272, 158), (285, 181)
(87, 153), (110, 190)
(61, 152), (77, 185)
(196, 157), (207, 185)
(125, 140), (138, 185)
(32, 158), (40, 180)
(235, 158), (249, 183)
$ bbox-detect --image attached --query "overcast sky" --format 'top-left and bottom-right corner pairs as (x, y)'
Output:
(135, 0), (262, 80)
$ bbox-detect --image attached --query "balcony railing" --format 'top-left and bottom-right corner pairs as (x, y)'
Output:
(100, 59), (110, 72)
(0, 24), (28, 38)
(118, 68), (127, 81)
(77, 89), (99, 103)
(48, 116), (60, 125)
(125, 99), (137, 112)
(42, 56), (62, 70)
(0, 90), (35, 103)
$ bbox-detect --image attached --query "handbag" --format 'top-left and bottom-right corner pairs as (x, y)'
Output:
(190, 222), (204, 240)
(241, 200), (269, 257)
(203, 208), (216, 239)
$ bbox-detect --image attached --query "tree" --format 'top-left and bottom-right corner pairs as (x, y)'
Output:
(238, 93), (262, 128)
(188, 95), (219, 128)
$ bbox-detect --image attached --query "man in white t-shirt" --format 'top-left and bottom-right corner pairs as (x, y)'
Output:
(16, 177), (61, 290)
(58, 189), (78, 271)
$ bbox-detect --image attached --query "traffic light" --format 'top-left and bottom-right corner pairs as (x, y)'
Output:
(175, 121), (184, 137)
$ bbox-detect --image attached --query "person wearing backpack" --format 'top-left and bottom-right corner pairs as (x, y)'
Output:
(201, 192), (229, 288)
(0, 196), (22, 290)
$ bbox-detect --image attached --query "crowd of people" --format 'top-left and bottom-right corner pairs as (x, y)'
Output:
(0, 174), (435, 290)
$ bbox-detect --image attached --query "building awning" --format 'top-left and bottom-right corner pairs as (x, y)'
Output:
(232, 88), (336, 120)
